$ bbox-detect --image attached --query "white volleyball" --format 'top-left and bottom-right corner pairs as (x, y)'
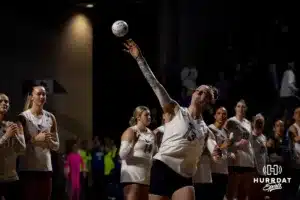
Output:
(111, 20), (129, 37)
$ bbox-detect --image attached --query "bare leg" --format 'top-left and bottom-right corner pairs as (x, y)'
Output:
(172, 186), (195, 200)
(124, 184), (149, 200)
(149, 194), (169, 200)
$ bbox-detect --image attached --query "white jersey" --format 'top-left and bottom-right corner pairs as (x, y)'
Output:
(121, 125), (156, 185)
(154, 107), (209, 177)
(227, 116), (255, 168)
(18, 109), (54, 171)
(280, 69), (296, 97)
(251, 133), (267, 175)
(156, 125), (165, 133)
(193, 153), (212, 183)
(193, 126), (218, 183)
(209, 124), (228, 174)
(292, 123), (300, 165)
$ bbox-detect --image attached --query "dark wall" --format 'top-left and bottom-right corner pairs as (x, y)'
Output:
(93, 0), (297, 138)
(0, 4), (93, 150)
(94, 1), (160, 139)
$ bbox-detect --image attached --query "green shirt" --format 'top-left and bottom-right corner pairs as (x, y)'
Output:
(79, 149), (92, 172)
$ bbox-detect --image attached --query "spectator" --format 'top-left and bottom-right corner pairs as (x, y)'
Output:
(286, 107), (300, 199)
(104, 139), (121, 200)
(279, 61), (298, 125)
(91, 138), (105, 199)
(65, 142), (85, 200)
(78, 140), (91, 200)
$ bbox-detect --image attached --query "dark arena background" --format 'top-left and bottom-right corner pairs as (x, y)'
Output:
(0, 0), (298, 199)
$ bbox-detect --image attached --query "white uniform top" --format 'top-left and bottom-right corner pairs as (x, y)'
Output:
(193, 152), (212, 183)
(227, 117), (255, 168)
(19, 109), (54, 171)
(280, 69), (296, 97)
(251, 133), (267, 175)
(154, 107), (209, 178)
(120, 125), (156, 185)
(156, 125), (165, 133)
(192, 130), (217, 183)
(292, 123), (300, 165)
(209, 124), (228, 174)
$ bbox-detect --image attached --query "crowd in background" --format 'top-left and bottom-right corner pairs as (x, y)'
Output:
(50, 136), (122, 200)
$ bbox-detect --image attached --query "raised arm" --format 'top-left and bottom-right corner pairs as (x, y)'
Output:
(124, 39), (179, 112)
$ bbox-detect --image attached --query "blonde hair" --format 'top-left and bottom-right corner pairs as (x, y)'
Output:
(24, 94), (33, 111)
(129, 106), (149, 126)
(24, 86), (42, 111)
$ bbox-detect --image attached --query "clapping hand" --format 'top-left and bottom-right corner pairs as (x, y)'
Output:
(45, 133), (54, 142)
(34, 132), (47, 142)
(5, 123), (18, 138)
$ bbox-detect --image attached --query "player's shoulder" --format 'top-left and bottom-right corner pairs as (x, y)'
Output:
(20, 109), (30, 117)
(289, 124), (297, 132)
(228, 116), (236, 121)
(43, 110), (54, 118)
(243, 118), (251, 125)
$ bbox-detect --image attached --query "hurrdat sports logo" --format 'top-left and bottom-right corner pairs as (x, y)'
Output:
(253, 164), (291, 192)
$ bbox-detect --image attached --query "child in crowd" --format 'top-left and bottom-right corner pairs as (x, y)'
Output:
(64, 142), (85, 200)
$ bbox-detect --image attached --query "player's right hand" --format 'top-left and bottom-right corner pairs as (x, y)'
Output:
(123, 39), (142, 59)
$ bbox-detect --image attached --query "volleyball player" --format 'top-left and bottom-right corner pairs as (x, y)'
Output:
(208, 107), (231, 200)
(123, 39), (220, 200)
(286, 107), (300, 200)
(0, 93), (26, 200)
(226, 99), (255, 200)
(249, 114), (267, 200)
(267, 120), (285, 164)
(119, 106), (156, 200)
(18, 85), (59, 200)
(266, 120), (286, 200)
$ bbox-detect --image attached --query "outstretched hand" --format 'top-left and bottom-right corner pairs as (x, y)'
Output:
(123, 39), (142, 59)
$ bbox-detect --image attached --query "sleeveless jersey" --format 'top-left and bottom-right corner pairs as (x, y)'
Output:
(227, 116), (255, 168)
(120, 125), (156, 185)
(209, 124), (228, 174)
(154, 107), (209, 177)
(19, 109), (54, 171)
(292, 123), (300, 166)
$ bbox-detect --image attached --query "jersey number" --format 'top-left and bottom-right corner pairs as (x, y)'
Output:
(144, 144), (153, 153)
(184, 123), (197, 142)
